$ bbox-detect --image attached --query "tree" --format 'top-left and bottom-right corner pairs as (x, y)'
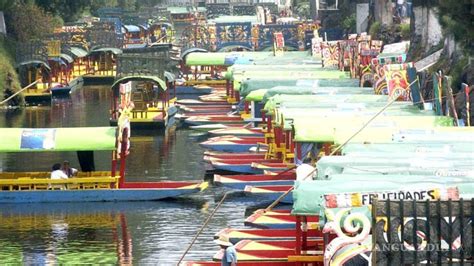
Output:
(35, 0), (90, 22)
(7, 1), (55, 42)
(373, 0), (392, 26)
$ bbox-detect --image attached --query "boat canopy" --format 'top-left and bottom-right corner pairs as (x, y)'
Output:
(264, 94), (388, 113)
(167, 6), (191, 14)
(238, 78), (358, 96)
(292, 115), (454, 143)
(60, 53), (74, 64)
(342, 141), (474, 155)
(89, 47), (123, 55)
(111, 75), (167, 92)
(16, 60), (51, 71)
(291, 178), (474, 216)
(185, 53), (242, 66)
(123, 25), (141, 33)
(0, 127), (117, 152)
(181, 48), (208, 60)
(208, 15), (259, 24)
(245, 86), (373, 102)
(69, 47), (88, 58)
(164, 71), (175, 82)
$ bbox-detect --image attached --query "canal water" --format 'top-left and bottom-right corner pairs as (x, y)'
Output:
(0, 86), (276, 265)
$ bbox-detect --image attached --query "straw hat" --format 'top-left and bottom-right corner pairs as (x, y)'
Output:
(214, 235), (232, 247)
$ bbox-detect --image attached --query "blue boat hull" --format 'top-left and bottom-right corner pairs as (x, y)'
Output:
(245, 191), (293, 204)
(215, 180), (295, 190)
(0, 188), (200, 203)
(212, 164), (262, 174)
(243, 221), (296, 230)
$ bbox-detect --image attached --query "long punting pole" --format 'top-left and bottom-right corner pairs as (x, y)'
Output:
(177, 192), (231, 265)
(0, 79), (40, 105)
(262, 79), (418, 212)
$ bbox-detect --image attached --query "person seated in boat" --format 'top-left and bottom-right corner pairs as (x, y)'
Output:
(214, 235), (237, 266)
(50, 163), (68, 190)
(61, 160), (78, 177)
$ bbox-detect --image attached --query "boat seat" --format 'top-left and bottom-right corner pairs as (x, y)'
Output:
(33, 183), (49, 190)
(67, 183), (81, 190)
(18, 177), (32, 190)
(96, 183), (111, 189)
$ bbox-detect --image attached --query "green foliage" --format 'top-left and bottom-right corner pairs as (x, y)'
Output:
(437, 0), (474, 55)
(294, 2), (310, 19)
(0, 0), (15, 11)
(370, 23), (403, 45)
(369, 22), (381, 38)
(342, 14), (356, 33)
(7, 1), (55, 42)
(0, 36), (22, 103)
(400, 23), (410, 40)
(35, 0), (90, 22)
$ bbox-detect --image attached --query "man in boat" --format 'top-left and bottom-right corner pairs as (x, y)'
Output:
(61, 160), (78, 177)
(50, 163), (68, 190)
(214, 235), (237, 266)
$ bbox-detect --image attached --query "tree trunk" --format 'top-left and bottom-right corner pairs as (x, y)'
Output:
(374, 0), (392, 26)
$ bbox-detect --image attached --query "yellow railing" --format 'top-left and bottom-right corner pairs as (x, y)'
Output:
(0, 171), (112, 179)
(0, 176), (120, 191)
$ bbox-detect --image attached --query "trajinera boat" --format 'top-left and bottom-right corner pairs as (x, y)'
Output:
(0, 112), (207, 203)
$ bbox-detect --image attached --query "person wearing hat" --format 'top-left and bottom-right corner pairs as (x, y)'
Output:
(214, 235), (237, 266)
(61, 160), (78, 177)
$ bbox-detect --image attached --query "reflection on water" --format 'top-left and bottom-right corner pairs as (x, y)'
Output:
(0, 86), (272, 264)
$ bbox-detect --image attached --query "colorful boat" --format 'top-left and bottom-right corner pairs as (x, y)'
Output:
(244, 209), (318, 229)
(185, 115), (244, 126)
(109, 76), (177, 129)
(210, 159), (283, 174)
(183, 261), (298, 266)
(50, 76), (84, 97)
(203, 152), (266, 162)
(176, 99), (230, 106)
(213, 240), (323, 262)
(189, 124), (248, 132)
(215, 228), (323, 244)
(244, 185), (294, 204)
(214, 174), (295, 189)
(0, 126), (207, 203)
(200, 136), (265, 152)
(209, 127), (263, 137)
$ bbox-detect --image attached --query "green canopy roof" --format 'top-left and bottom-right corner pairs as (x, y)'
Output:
(264, 94), (388, 113)
(164, 71), (175, 82)
(112, 75), (167, 92)
(16, 60), (51, 71)
(69, 47), (88, 58)
(291, 178), (474, 216)
(0, 127), (117, 152)
(60, 53), (74, 64)
(245, 86), (374, 102)
(316, 154), (473, 179)
(239, 78), (359, 96)
(342, 142), (474, 155)
(89, 47), (123, 55)
(292, 115), (454, 143)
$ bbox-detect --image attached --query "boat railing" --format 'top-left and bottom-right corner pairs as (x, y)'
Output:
(0, 171), (112, 179)
(0, 176), (120, 191)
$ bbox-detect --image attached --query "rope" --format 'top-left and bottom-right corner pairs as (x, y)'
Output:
(177, 191), (230, 265)
(263, 79), (419, 212)
(0, 79), (40, 106)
